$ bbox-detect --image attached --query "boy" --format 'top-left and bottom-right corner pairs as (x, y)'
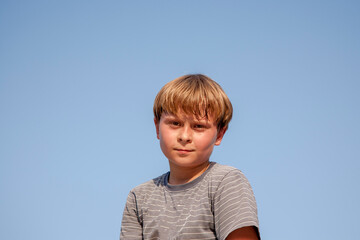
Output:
(120, 74), (260, 240)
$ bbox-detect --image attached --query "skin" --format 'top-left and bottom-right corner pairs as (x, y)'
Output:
(225, 226), (259, 240)
(155, 112), (259, 240)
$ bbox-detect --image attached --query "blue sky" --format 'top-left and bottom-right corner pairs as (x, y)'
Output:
(1, 1), (359, 239)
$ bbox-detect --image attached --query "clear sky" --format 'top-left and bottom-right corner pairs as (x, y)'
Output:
(1, 1), (359, 239)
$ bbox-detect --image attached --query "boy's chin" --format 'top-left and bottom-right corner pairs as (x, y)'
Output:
(168, 159), (210, 169)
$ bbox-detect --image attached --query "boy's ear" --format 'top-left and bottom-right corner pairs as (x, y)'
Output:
(215, 127), (227, 146)
(154, 118), (160, 139)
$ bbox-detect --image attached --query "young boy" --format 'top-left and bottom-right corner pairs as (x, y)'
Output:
(120, 74), (260, 240)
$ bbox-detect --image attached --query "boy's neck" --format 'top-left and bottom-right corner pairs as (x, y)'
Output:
(168, 161), (210, 185)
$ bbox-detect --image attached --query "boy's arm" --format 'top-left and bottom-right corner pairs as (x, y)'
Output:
(120, 191), (143, 240)
(226, 226), (259, 240)
(214, 169), (260, 240)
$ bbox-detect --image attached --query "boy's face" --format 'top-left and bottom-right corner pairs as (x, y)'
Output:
(154, 111), (226, 170)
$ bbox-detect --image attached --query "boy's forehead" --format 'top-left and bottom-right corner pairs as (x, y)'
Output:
(163, 110), (215, 122)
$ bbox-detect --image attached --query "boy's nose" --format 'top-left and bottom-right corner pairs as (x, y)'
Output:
(178, 126), (192, 144)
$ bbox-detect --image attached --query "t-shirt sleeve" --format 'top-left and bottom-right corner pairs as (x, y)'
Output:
(120, 191), (143, 240)
(214, 169), (259, 240)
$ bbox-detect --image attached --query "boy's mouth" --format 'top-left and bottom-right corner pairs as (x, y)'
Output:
(174, 148), (194, 153)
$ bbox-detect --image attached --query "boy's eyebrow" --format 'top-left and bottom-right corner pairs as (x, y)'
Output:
(162, 113), (178, 119)
(162, 115), (181, 122)
(164, 114), (211, 123)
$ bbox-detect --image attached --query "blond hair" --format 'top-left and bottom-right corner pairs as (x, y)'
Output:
(153, 74), (233, 130)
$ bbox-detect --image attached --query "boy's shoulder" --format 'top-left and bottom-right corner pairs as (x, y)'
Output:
(210, 162), (240, 174)
(129, 171), (168, 194)
(206, 162), (249, 187)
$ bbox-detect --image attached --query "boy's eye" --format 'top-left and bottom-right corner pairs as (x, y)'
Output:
(171, 121), (180, 126)
(194, 124), (205, 129)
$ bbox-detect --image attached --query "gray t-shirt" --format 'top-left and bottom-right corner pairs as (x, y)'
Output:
(120, 162), (259, 240)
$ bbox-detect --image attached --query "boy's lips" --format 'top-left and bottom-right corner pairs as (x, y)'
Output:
(174, 148), (194, 153)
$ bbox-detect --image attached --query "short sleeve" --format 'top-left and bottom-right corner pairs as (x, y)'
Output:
(120, 191), (143, 240)
(214, 169), (259, 240)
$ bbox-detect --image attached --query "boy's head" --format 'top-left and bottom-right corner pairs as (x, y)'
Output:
(153, 74), (233, 131)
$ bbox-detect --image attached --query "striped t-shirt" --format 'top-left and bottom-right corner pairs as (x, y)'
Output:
(120, 162), (259, 240)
